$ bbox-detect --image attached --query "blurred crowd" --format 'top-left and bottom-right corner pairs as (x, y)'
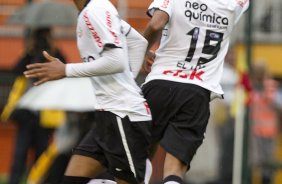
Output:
(184, 47), (282, 184)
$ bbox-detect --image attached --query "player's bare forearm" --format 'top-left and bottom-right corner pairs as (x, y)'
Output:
(143, 26), (162, 51)
(142, 10), (168, 73)
(143, 10), (169, 51)
(24, 51), (66, 86)
(142, 26), (160, 73)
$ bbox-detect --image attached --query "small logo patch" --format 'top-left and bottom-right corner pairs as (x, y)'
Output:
(115, 168), (122, 171)
(236, 0), (248, 8)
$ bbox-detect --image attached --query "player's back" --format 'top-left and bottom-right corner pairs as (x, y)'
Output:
(76, 0), (151, 122)
(146, 0), (249, 95)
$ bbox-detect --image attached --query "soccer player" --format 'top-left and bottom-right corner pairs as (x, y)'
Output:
(141, 0), (250, 183)
(24, 0), (152, 184)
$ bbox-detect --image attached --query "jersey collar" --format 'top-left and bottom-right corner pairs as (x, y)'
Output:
(84, 0), (91, 7)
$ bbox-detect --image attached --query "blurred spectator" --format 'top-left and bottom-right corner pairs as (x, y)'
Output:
(27, 111), (91, 184)
(250, 61), (281, 184)
(260, 6), (272, 33)
(0, 27), (66, 184)
(212, 48), (239, 184)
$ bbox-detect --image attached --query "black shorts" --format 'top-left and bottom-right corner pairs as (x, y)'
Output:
(142, 80), (210, 166)
(73, 111), (151, 184)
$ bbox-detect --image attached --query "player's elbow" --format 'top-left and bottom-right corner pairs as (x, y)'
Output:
(106, 48), (126, 74)
(113, 60), (126, 73)
(148, 11), (168, 32)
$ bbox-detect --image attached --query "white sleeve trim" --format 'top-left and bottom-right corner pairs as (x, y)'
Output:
(66, 48), (126, 77)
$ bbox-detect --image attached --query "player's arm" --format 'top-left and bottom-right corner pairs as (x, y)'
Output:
(24, 51), (65, 85)
(235, 0), (250, 24)
(142, 10), (168, 72)
(24, 48), (126, 86)
(66, 47), (125, 77)
(143, 10), (168, 51)
(126, 25), (148, 78)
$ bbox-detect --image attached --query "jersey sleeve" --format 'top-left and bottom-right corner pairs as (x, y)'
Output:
(234, 0), (250, 24)
(120, 20), (148, 78)
(121, 20), (132, 36)
(147, 0), (173, 18)
(126, 26), (148, 78)
(82, 8), (124, 53)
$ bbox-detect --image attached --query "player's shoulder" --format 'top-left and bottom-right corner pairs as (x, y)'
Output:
(172, 0), (249, 10)
(85, 0), (115, 11)
(226, 0), (249, 10)
(121, 20), (131, 35)
(233, 0), (249, 8)
(83, 0), (118, 18)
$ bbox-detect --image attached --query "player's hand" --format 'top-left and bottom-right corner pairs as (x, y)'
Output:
(143, 50), (155, 73)
(24, 51), (66, 86)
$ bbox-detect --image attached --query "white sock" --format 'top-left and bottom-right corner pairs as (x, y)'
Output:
(164, 182), (181, 184)
(163, 175), (183, 184)
(88, 158), (153, 184)
(87, 179), (116, 184)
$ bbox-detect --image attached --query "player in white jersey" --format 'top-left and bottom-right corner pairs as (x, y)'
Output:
(24, 0), (152, 184)
(141, 0), (249, 183)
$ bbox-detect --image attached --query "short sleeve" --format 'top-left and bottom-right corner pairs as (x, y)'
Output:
(121, 20), (132, 36)
(234, 0), (249, 24)
(147, 0), (173, 18)
(82, 8), (123, 52)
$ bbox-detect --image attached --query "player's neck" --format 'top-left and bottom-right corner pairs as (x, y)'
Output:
(73, 0), (87, 11)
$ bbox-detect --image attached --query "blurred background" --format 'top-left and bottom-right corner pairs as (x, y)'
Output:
(0, 0), (282, 184)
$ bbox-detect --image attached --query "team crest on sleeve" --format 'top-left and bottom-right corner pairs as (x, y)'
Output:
(161, 0), (170, 8)
(236, 0), (248, 7)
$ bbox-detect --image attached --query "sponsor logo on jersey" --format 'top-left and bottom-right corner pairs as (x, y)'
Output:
(184, 1), (229, 27)
(236, 0), (248, 7)
(144, 102), (151, 115)
(83, 10), (103, 48)
(163, 69), (204, 81)
(115, 168), (122, 171)
(209, 32), (221, 39)
(105, 11), (120, 44)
